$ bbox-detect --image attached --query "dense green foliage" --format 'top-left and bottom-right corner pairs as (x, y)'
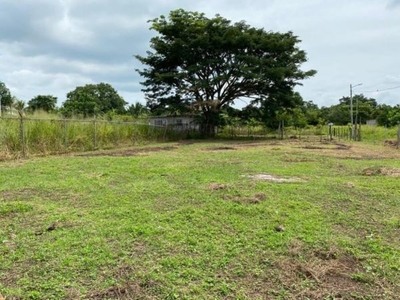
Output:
(61, 83), (127, 117)
(127, 102), (150, 117)
(27, 95), (57, 113)
(0, 82), (13, 112)
(136, 9), (316, 136)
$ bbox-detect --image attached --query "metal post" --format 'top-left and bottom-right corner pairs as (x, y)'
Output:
(355, 95), (359, 140)
(350, 84), (354, 140)
(350, 83), (362, 140)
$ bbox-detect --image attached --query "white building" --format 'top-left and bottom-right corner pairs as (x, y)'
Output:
(149, 116), (199, 131)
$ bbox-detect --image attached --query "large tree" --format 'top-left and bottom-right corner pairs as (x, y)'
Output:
(339, 94), (377, 124)
(61, 83), (127, 117)
(27, 95), (57, 112)
(0, 82), (13, 113)
(136, 9), (316, 136)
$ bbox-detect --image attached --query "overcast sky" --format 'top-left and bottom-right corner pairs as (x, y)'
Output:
(1, 0), (400, 108)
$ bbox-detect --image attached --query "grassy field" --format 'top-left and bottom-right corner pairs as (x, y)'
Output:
(1, 139), (400, 299)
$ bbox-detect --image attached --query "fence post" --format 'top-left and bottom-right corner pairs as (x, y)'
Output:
(94, 116), (97, 149)
(19, 115), (26, 158)
(116, 121), (120, 146)
(163, 124), (168, 141)
(63, 119), (68, 150)
(132, 125), (135, 145)
(278, 120), (284, 140)
(397, 125), (400, 149)
(384, 126), (387, 145)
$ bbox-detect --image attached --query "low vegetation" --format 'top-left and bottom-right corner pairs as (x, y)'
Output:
(0, 116), (186, 160)
(1, 139), (400, 299)
(1, 111), (399, 160)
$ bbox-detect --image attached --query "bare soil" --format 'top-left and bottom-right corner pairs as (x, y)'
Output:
(76, 146), (177, 157)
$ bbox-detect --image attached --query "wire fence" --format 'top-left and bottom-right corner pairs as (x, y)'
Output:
(1, 116), (399, 159)
(218, 124), (400, 147)
(0, 116), (191, 159)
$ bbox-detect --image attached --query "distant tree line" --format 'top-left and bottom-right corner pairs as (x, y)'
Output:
(1, 79), (399, 128)
(0, 82), (149, 119)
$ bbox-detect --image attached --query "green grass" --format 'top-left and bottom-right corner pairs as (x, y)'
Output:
(1, 140), (400, 299)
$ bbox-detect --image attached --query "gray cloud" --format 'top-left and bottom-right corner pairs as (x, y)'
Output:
(387, 0), (400, 8)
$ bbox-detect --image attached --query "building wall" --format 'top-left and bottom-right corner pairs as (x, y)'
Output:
(366, 119), (377, 126)
(149, 116), (199, 130)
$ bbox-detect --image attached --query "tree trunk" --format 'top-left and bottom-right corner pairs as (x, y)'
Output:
(201, 111), (216, 137)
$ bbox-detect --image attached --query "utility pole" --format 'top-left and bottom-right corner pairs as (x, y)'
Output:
(350, 84), (353, 140)
(350, 83), (362, 140)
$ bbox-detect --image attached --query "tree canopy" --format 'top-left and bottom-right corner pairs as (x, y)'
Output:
(321, 94), (378, 125)
(61, 83), (127, 117)
(27, 95), (57, 112)
(127, 102), (149, 117)
(136, 9), (316, 136)
(0, 82), (13, 112)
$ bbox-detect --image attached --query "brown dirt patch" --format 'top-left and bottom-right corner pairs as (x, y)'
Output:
(0, 188), (37, 201)
(335, 143), (351, 150)
(77, 146), (177, 157)
(207, 183), (228, 191)
(272, 253), (390, 299)
(302, 145), (328, 150)
(296, 141), (400, 160)
(86, 283), (148, 300)
(207, 146), (236, 151)
(223, 192), (267, 204)
(217, 244), (392, 299)
(384, 139), (399, 148)
(234, 141), (268, 148)
(362, 167), (400, 177)
(86, 263), (159, 300)
(302, 143), (350, 151)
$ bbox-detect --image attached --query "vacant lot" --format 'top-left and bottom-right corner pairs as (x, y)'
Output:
(1, 139), (400, 299)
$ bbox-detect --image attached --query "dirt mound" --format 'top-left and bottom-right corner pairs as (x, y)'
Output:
(362, 167), (400, 177)
(223, 192), (267, 204)
(207, 183), (228, 190)
(384, 140), (399, 148)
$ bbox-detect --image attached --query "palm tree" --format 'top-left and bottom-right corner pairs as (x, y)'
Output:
(14, 99), (26, 118)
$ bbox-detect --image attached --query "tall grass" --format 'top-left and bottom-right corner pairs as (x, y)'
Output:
(359, 125), (399, 144)
(2, 114), (399, 159)
(0, 116), (182, 159)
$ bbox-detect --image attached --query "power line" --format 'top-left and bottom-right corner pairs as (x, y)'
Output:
(359, 84), (400, 93)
